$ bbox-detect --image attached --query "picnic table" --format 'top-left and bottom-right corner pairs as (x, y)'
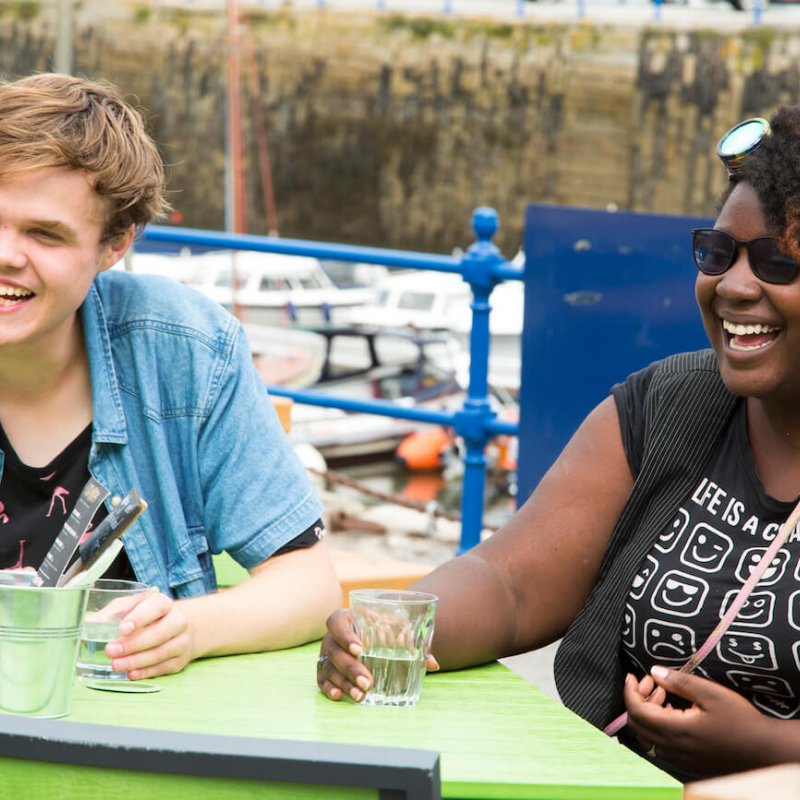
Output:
(0, 641), (681, 799)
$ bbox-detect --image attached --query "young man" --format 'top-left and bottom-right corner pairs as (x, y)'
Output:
(0, 72), (341, 679)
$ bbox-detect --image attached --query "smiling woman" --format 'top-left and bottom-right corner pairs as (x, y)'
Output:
(318, 105), (800, 785)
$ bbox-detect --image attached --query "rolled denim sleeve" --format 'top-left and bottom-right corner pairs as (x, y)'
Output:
(196, 323), (323, 568)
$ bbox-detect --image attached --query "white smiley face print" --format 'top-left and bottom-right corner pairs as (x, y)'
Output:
(716, 632), (777, 670)
(735, 548), (790, 586)
(655, 508), (689, 554)
(644, 619), (696, 663)
(726, 671), (793, 698)
(720, 590), (775, 628)
(679, 523), (733, 573)
(630, 555), (659, 601)
(753, 693), (800, 719)
(651, 570), (709, 617)
(622, 604), (636, 649)
(789, 591), (800, 631)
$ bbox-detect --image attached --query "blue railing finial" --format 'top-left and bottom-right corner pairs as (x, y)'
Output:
(464, 206), (503, 293)
(471, 206), (499, 243)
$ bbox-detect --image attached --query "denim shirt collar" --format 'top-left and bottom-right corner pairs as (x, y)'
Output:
(81, 280), (128, 445)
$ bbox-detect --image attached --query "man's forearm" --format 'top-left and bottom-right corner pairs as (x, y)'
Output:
(181, 542), (341, 659)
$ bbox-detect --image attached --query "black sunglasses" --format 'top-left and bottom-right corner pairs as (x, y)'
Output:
(691, 228), (800, 285)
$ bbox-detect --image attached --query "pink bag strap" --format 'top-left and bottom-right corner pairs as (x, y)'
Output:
(603, 498), (800, 737)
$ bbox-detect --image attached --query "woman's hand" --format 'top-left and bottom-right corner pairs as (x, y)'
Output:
(627, 672), (668, 710)
(624, 666), (776, 777)
(105, 591), (196, 679)
(317, 608), (440, 703)
(317, 608), (372, 702)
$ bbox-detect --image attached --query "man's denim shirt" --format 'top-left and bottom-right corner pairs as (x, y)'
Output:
(78, 270), (323, 598)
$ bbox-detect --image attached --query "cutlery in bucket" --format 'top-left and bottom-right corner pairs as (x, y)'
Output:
(32, 477), (109, 588)
(57, 489), (147, 587)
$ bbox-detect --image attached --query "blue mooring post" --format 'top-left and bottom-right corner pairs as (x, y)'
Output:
(652, 0), (663, 21)
(454, 207), (503, 554)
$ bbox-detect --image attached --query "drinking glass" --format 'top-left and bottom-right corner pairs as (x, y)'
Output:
(76, 579), (149, 681)
(349, 589), (438, 707)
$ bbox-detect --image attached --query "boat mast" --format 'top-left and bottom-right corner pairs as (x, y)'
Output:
(225, 0), (246, 235)
(244, 29), (280, 237)
(225, 0), (246, 320)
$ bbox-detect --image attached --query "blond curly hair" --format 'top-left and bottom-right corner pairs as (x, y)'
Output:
(0, 72), (170, 240)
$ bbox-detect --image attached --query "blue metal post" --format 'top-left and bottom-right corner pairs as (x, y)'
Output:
(454, 208), (503, 554)
(652, 0), (663, 21)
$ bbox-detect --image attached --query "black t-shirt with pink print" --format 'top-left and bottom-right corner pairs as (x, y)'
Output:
(0, 422), (321, 582)
(0, 422), (136, 579)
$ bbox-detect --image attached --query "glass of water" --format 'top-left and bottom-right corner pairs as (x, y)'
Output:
(76, 579), (149, 681)
(349, 589), (438, 707)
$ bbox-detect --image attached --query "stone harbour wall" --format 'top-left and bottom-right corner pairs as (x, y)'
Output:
(1, 3), (799, 255)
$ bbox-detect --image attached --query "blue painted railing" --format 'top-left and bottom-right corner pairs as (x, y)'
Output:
(141, 207), (522, 553)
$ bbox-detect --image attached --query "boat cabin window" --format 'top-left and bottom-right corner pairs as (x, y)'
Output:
(297, 273), (328, 290)
(214, 271), (234, 288)
(258, 276), (288, 292)
(397, 292), (435, 312)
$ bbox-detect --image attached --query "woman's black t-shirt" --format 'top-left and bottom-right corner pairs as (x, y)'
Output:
(615, 366), (800, 721)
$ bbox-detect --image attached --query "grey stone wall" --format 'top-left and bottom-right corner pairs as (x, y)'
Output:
(1, 3), (798, 255)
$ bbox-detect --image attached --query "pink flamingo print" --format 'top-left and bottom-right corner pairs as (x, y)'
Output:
(47, 486), (69, 517)
(11, 540), (25, 569)
(0, 501), (8, 524)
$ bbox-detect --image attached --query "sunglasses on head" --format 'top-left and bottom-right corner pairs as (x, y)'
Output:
(716, 117), (771, 178)
(691, 228), (800, 285)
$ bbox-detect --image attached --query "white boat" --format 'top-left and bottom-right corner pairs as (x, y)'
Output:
(287, 326), (469, 465)
(244, 323), (328, 388)
(122, 253), (519, 459)
(287, 325), (516, 466)
(342, 269), (523, 394)
(127, 247), (376, 327)
(117, 251), (330, 389)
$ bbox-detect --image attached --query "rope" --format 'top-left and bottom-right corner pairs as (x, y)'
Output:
(307, 466), (466, 524)
(307, 467), (508, 536)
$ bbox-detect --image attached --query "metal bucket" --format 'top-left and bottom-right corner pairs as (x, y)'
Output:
(0, 573), (89, 718)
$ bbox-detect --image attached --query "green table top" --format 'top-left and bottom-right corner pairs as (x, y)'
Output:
(62, 642), (682, 800)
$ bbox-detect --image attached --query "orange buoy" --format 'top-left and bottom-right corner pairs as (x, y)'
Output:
(395, 427), (453, 471)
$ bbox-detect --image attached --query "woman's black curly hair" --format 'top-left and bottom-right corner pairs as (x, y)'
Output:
(718, 106), (800, 262)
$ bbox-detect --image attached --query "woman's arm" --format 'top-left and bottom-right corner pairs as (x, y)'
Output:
(417, 394), (635, 664)
(318, 395), (635, 700)
(107, 541), (341, 679)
